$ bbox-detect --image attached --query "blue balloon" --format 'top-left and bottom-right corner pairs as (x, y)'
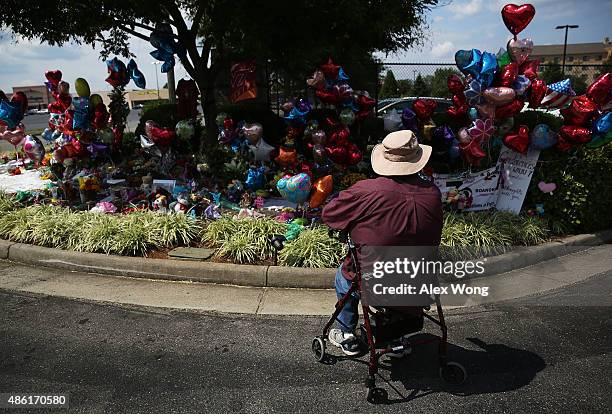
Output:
(127, 59), (146, 89)
(462, 49), (483, 79)
(245, 167), (266, 190)
(72, 97), (89, 131)
(0, 100), (23, 129)
(593, 112), (611, 135)
(468, 107), (478, 121)
(479, 52), (498, 88)
(41, 128), (54, 142)
(529, 124), (557, 150)
(337, 67), (349, 82)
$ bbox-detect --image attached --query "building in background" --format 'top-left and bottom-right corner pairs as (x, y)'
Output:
(97, 89), (170, 109)
(531, 37), (612, 83)
(11, 85), (51, 110)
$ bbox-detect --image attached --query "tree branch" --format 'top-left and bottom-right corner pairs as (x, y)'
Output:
(190, 5), (205, 36)
(117, 24), (151, 42)
(163, 1), (204, 75)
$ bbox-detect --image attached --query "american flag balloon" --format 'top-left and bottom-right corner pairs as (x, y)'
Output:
(540, 78), (576, 109)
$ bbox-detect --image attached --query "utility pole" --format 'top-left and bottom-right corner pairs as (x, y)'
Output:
(151, 61), (161, 100)
(166, 67), (176, 104)
(555, 25), (579, 76)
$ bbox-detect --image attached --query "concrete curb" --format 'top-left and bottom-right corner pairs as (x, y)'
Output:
(2, 229), (611, 289)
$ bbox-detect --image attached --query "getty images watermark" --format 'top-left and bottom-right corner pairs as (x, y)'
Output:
(359, 246), (493, 307)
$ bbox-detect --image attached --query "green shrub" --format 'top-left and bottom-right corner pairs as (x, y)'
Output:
(279, 226), (346, 268)
(204, 216), (286, 263)
(526, 144), (612, 233)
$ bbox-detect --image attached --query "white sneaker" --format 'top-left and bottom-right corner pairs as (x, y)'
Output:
(328, 328), (361, 356)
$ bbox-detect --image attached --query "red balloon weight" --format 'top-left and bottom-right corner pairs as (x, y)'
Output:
(496, 62), (519, 87)
(529, 79), (547, 108)
(495, 99), (523, 119)
(503, 125), (530, 154)
(586, 73), (612, 108)
(413, 98), (438, 121)
(520, 59), (540, 81)
(560, 95), (598, 126)
(501, 3), (536, 37)
(447, 74), (465, 95)
(559, 125), (592, 144)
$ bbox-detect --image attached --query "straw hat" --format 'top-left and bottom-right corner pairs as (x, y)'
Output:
(371, 130), (432, 176)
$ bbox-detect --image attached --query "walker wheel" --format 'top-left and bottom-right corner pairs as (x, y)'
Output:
(311, 336), (326, 363)
(439, 361), (467, 385)
(366, 387), (388, 404)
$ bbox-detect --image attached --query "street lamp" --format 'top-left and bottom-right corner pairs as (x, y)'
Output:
(151, 61), (161, 100)
(555, 25), (579, 76)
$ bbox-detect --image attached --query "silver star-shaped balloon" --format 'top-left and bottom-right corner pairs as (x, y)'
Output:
(249, 138), (275, 162)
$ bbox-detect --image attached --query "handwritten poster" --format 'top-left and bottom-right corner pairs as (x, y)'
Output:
(495, 147), (540, 214)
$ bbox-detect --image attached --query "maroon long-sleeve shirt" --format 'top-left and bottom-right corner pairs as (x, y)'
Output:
(322, 175), (443, 280)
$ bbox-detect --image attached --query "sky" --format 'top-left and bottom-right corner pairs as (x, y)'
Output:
(1, 0), (611, 92)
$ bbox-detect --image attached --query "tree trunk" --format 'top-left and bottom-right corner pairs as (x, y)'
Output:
(195, 77), (218, 148)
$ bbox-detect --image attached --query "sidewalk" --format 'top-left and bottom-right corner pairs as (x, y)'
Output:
(1, 244), (611, 315)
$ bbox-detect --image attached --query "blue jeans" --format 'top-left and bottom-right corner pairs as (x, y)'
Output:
(335, 265), (360, 333)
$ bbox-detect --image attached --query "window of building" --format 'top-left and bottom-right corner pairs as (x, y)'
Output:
(568, 56), (574, 62)
(597, 55), (603, 60)
(553, 57), (559, 63)
(583, 55), (589, 61)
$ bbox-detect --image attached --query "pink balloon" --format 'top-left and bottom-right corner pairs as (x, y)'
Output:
(483, 87), (516, 106)
(507, 38), (533, 65)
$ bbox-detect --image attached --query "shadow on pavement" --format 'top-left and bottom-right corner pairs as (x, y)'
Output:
(323, 333), (546, 405)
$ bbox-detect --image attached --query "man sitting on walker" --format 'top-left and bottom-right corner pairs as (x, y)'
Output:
(322, 130), (443, 355)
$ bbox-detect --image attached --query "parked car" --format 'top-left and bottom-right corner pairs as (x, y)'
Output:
(377, 97), (453, 118)
(133, 103), (144, 109)
(36, 108), (49, 114)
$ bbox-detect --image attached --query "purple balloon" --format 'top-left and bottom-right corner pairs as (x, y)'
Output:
(295, 98), (312, 113)
(87, 142), (110, 158)
(432, 125), (455, 150)
(401, 108), (418, 131)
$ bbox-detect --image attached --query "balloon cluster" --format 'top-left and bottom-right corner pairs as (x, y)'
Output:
(42, 70), (114, 163)
(308, 58), (376, 122)
(149, 23), (186, 73)
(106, 57), (146, 89)
(436, 3), (612, 163)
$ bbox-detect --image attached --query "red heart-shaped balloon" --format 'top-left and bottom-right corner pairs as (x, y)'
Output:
(57, 93), (72, 112)
(446, 104), (468, 120)
(529, 79), (547, 108)
(558, 125), (592, 144)
(413, 98), (438, 121)
(320, 58), (340, 80)
(459, 139), (486, 166)
(501, 4), (536, 37)
(495, 99), (524, 119)
(495, 62), (519, 87)
(316, 89), (340, 105)
(326, 145), (348, 165)
(356, 94), (376, 110)
(503, 125), (530, 154)
(520, 59), (540, 81)
(447, 74), (464, 95)
(45, 70), (62, 86)
(586, 73), (612, 108)
(560, 95), (598, 126)
(346, 143), (362, 166)
(148, 126), (176, 148)
(554, 133), (573, 152)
